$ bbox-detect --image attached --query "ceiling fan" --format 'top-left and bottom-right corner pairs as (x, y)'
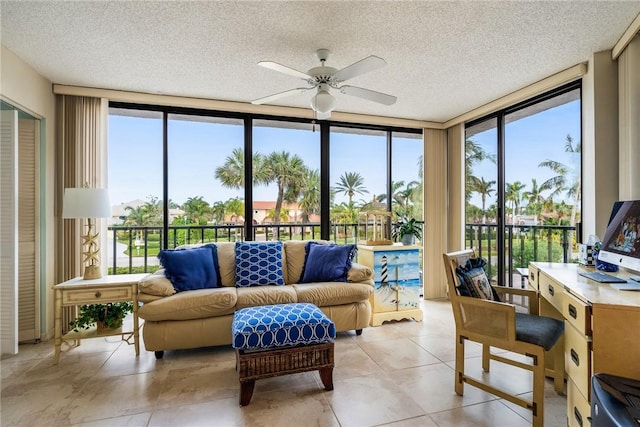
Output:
(251, 49), (397, 119)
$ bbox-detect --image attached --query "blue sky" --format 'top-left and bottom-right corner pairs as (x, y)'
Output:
(108, 115), (422, 207)
(468, 99), (581, 208)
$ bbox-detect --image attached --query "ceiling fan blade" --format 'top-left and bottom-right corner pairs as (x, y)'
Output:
(251, 87), (312, 105)
(340, 85), (397, 106)
(258, 61), (312, 80)
(333, 55), (387, 82)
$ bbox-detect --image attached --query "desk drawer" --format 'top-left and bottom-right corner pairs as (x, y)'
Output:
(540, 272), (563, 311)
(565, 321), (592, 400)
(62, 286), (133, 305)
(567, 378), (591, 427)
(562, 292), (591, 336)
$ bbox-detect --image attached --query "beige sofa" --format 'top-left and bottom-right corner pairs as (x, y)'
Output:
(137, 240), (374, 358)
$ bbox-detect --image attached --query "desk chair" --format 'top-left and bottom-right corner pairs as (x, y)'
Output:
(443, 250), (564, 427)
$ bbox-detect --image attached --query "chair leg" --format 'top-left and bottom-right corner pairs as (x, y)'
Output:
(532, 350), (546, 427)
(482, 343), (490, 372)
(455, 334), (465, 395)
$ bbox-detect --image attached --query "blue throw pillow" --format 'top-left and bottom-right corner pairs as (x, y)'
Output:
(235, 241), (285, 287)
(455, 257), (499, 301)
(157, 246), (218, 292)
(300, 242), (356, 283)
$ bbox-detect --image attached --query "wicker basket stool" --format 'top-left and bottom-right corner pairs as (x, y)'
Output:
(232, 303), (336, 406)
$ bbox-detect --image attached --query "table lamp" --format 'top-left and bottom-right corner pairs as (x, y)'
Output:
(62, 187), (111, 280)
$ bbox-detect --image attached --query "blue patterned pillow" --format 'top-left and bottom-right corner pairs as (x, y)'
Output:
(235, 241), (285, 287)
(455, 258), (499, 301)
(232, 303), (336, 350)
(157, 246), (218, 292)
(300, 242), (356, 283)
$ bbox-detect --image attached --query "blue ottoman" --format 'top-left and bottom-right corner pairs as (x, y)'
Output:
(232, 303), (336, 406)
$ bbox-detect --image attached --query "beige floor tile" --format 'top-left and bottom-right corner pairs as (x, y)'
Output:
(358, 337), (441, 371)
(428, 399), (530, 427)
(378, 414), (439, 427)
(411, 332), (482, 362)
(328, 373), (426, 427)
(69, 412), (151, 426)
(332, 338), (384, 380)
(390, 362), (497, 414)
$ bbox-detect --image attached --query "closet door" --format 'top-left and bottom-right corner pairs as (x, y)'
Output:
(1, 109), (19, 354)
(18, 117), (39, 342)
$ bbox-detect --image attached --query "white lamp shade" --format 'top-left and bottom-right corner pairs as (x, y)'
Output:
(62, 188), (112, 219)
(310, 90), (335, 114)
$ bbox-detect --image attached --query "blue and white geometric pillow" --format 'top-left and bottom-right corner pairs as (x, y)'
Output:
(232, 303), (336, 350)
(235, 241), (285, 287)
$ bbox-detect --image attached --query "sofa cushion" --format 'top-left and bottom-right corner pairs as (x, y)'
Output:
(347, 262), (374, 282)
(235, 285), (297, 309)
(138, 269), (176, 296)
(215, 242), (237, 287)
(138, 287), (237, 321)
(235, 241), (285, 287)
(293, 282), (374, 307)
(158, 246), (218, 292)
(301, 242), (356, 283)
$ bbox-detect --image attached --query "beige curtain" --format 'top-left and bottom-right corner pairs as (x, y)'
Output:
(618, 34), (640, 200)
(55, 95), (107, 283)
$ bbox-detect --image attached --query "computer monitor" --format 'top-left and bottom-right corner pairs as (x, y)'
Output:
(598, 200), (640, 274)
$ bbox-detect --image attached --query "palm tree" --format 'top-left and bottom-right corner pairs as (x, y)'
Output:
(215, 148), (268, 189)
(465, 138), (496, 202)
(334, 172), (368, 206)
(182, 196), (211, 225)
(470, 177), (495, 223)
(142, 196), (162, 226)
(506, 181), (526, 224)
(224, 197), (244, 223)
(262, 151), (307, 225)
(522, 178), (546, 225)
(298, 168), (320, 223)
(211, 201), (226, 225)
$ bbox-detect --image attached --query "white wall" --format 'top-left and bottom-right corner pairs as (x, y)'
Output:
(1, 45), (56, 339)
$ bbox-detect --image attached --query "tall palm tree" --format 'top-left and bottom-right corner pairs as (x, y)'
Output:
(142, 196), (162, 226)
(224, 197), (244, 223)
(211, 201), (226, 225)
(465, 138), (496, 202)
(298, 168), (320, 223)
(263, 151), (306, 225)
(470, 177), (496, 224)
(506, 181), (526, 224)
(215, 148), (267, 189)
(334, 171), (368, 205)
(522, 178), (546, 225)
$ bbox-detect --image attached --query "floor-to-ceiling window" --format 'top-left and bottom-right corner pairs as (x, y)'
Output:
(107, 104), (422, 274)
(465, 81), (581, 285)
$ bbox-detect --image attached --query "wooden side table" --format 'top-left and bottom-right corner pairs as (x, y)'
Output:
(53, 273), (148, 363)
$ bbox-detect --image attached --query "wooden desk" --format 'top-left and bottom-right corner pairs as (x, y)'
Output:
(53, 274), (147, 363)
(529, 262), (640, 427)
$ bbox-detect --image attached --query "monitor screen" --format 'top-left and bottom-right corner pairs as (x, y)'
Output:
(598, 200), (640, 273)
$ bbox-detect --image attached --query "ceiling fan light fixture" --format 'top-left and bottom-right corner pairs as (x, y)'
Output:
(310, 89), (335, 114)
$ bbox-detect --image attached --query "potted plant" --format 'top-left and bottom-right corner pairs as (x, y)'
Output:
(392, 215), (423, 245)
(69, 302), (133, 332)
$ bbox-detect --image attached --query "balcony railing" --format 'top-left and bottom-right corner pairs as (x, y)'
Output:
(466, 223), (577, 287)
(107, 222), (405, 275)
(108, 222), (576, 286)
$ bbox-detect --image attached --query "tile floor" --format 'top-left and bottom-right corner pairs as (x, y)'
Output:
(1, 299), (568, 426)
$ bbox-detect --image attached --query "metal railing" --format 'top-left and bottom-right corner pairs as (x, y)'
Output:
(466, 223), (576, 287)
(107, 222), (403, 274)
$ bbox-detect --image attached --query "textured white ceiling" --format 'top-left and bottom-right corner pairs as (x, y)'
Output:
(2, 1), (639, 122)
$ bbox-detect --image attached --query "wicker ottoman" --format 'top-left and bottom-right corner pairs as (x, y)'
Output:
(232, 303), (336, 406)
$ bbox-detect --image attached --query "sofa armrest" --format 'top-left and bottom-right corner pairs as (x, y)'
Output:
(139, 269), (176, 297)
(347, 262), (373, 283)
